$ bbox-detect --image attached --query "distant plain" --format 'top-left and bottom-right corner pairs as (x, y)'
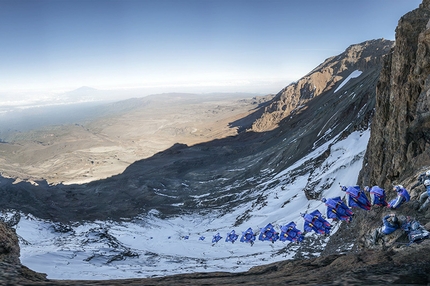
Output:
(0, 92), (271, 185)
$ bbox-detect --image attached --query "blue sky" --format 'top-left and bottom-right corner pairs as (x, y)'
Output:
(0, 0), (422, 95)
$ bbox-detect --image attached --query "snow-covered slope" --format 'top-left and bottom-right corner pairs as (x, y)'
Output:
(4, 129), (368, 280)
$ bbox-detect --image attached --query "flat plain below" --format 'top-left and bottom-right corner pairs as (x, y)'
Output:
(0, 93), (271, 185)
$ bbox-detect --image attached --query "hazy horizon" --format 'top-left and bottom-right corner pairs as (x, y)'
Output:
(0, 0), (421, 99)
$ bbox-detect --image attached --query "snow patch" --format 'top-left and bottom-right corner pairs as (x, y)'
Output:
(334, 70), (363, 93)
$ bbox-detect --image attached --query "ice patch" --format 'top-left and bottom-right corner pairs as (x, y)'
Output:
(334, 70), (363, 93)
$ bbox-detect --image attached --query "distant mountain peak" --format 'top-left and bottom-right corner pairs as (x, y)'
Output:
(59, 86), (103, 103)
(67, 86), (99, 93)
(251, 39), (394, 132)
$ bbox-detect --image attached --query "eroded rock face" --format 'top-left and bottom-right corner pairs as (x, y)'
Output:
(252, 39), (393, 132)
(0, 222), (19, 265)
(359, 1), (430, 188)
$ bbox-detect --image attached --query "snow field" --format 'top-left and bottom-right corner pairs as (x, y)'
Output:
(8, 129), (369, 280)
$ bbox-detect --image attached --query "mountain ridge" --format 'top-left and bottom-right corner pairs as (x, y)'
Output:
(251, 39), (393, 132)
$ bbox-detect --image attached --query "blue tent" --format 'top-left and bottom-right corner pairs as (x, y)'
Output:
(280, 222), (304, 243)
(225, 230), (239, 243)
(258, 223), (279, 243)
(323, 197), (353, 222)
(388, 185), (411, 209)
(341, 185), (371, 210)
(402, 218), (430, 243)
(366, 186), (388, 206)
(212, 233), (222, 243)
(302, 210), (332, 235)
(199, 236), (205, 241)
(240, 227), (256, 246)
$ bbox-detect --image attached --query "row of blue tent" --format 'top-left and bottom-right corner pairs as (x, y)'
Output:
(209, 209), (330, 246)
(187, 185), (410, 245)
(342, 185), (410, 210)
(210, 221), (305, 245)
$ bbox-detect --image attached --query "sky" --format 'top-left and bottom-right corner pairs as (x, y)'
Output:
(0, 0), (423, 96)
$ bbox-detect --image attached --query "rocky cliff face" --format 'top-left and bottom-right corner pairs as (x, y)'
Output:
(359, 1), (430, 188)
(324, 0), (430, 278)
(252, 39), (393, 132)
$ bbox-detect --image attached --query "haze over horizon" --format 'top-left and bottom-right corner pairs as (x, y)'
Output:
(0, 0), (422, 98)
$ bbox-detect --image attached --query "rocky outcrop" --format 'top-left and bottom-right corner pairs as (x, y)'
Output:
(359, 1), (430, 188)
(0, 222), (47, 284)
(252, 39), (393, 132)
(0, 222), (19, 265)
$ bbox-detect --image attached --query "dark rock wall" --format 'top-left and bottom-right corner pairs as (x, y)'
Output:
(359, 1), (430, 189)
(0, 222), (19, 265)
